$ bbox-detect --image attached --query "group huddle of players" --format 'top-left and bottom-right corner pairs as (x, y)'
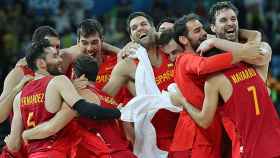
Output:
(0, 1), (279, 158)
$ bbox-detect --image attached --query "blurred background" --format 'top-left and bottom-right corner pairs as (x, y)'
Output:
(0, 0), (280, 82)
(0, 0), (280, 149)
(0, 0), (280, 100)
(1, 1), (280, 104)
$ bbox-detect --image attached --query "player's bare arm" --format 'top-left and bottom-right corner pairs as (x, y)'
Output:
(15, 57), (27, 67)
(254, 42), (272, 81)
(22, 103), (76, 140)
(239, 29), (261, 42)
(197, 38), (269, 66)
(5, 92), (24, 152)
(48, 75), (121, 120)
(0, 71), (33, 123)
(103, 58), (136, 97)
(172, 76), (221, 129)
(207, 29), (261, 43)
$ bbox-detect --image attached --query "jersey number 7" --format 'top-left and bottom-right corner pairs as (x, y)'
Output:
(247, 86), (261, 115)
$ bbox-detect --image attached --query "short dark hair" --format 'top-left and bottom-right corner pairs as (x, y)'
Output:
(31, 26), (59, 42)
(73, 54), (99, 82)
(26, 39), (52, 71)
(173, 14), (201, 45)
(157, 17), (176, 31)
(126, 12), (154, 35)
(77, 18), (104, 41)
(209, 1), (239, 24)
(157, 29), (174, 45)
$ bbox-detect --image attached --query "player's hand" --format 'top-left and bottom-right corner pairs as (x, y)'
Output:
(14, 75), (34, 93)
(240, 42), (265, 63)
(118, 42), (141, 60)
(196, 38), (216, 55)
(4, 135), (21, 152)
(72, 74), (89, 90)
(21, 130), (30, 144)
(4, 135), (11, 147)
(22, 131), (27, 143)
(241, 41), (262, 54)
(169, 92), (184, 107)
(15, 57), (27, 67)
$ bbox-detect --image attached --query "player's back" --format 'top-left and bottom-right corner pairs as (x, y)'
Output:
(78, 84), (118, 129)
(222, 63), (280, 158)
(20, 76), (54, 131)
(20, 76), (79, 155)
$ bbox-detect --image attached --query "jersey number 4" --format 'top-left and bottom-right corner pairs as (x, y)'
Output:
(27, 112), (36, 128)
(247, 86), (261, 115)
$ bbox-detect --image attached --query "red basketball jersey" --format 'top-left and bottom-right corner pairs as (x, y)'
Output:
(20, 76), (54, 128)
(20, 76), (79, 155)
(95, 52), (117, 89)
(222, 63), (280, 158)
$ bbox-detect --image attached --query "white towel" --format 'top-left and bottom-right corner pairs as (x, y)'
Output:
(121, 91), (182, 158)
(130, 46), (161, 96)
(121, 46), (182, 158)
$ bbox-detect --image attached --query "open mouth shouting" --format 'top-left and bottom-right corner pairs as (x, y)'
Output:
(225, 26), (236, 35)
(138, 33), (148, 40)
(224, 27), (237, 41)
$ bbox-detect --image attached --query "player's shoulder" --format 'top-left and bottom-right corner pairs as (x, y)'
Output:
(4, 66), (25, 84)
(50, 75), (71, 85)
(207, 73), (226, 86)
(53, 75), (69, 80)
(178, 52), (195, 59)
(61, 45), (78, 52)
(175, 52), (194, 65)
(60, 45), (81, 56)
(79, 88), (100, 104)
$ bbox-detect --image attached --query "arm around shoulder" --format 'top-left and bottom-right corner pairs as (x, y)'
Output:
(239, 29), (262, 42)
(51, 75), (83, 107)
(179, 75), (220, 129)
(52, 75), (121, 120)
(22, 103), (77, 140)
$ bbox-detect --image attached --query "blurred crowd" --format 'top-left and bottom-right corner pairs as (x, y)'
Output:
(0, 0), (280, 106)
